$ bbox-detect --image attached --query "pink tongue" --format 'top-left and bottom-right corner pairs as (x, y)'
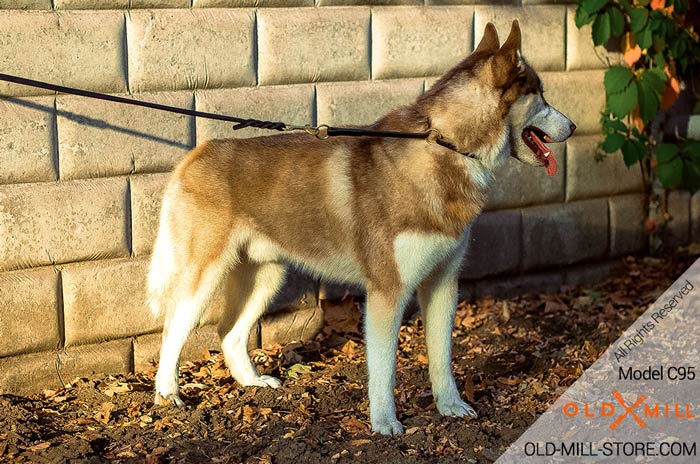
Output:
(530, 130), (557, 177)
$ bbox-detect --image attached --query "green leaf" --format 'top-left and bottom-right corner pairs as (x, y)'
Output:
(284, 363), (312, 380)
(592, 12), (612, 46)
(656, 143), (680, 163)
(681, 160), (700, 194)
(636, 77), (661, 123)
(605, 68), (636, 96)
(653, 52), (667, 67)
(581, 0), (610, 14)
(629, 8), (649, 34)
(657, 156), (683, 188)
(643, 68), (666, 98)
(575, 6), (594, 27)
(682, 141), (700, 160)
(621, 139), (646, 166)
(608, 81), (638, 118)
(602, 133), (626, 153)
(604, 118), (627, 133)
(637, 25), (653, 49)
(604, 66), (634, 94)
(608, 8), (625, 36)
(653, 36), (666, 52)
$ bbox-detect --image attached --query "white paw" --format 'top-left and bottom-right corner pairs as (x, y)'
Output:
(437, 395), (477, 418)
(241, 375), (282, 388)
(371, 417), (404, 436)
(154, 392), (185, 407)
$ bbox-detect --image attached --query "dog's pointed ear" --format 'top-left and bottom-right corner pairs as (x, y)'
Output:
(491, 20), (525, 87)
(474, 22), (500, 54)
(500, 20), (522, 59)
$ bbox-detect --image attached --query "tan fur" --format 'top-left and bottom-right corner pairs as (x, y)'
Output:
(147, 21), (576, 435)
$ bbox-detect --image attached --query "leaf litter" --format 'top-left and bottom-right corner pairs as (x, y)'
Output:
(0, 247), (697, 463)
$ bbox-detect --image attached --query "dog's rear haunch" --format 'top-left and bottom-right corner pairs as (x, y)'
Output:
(148, 20), (575, 435)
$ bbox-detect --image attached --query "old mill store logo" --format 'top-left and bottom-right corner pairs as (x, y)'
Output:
(562, 391), (697, 430)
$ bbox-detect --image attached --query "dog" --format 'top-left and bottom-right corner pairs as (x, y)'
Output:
(147, 20), (576, 435)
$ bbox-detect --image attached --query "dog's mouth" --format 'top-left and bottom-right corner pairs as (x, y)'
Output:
(522, 126), (557, 176)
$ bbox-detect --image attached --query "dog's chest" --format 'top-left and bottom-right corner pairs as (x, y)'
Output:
(393, 232), (459, 289)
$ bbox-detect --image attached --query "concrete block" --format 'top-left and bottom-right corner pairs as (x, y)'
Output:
(57, 92), (193, 180)
(316, 79), (423, 126)
(474, 6), (566, 72)
(133, 324), (243, 372)
(319, 283), (363, 301)
(609, 193), (646, 256)
(0, 178), (130, 272)
(566, 135), (644, 201)
(424, 77), (440, 91)
(0, 350), (61, 395)
(258, 8), (370, 85)
(320, 0), (416, 4)
(665, 190), (690, 247)
(270, 269), (319, 313)
(131, 0), (189, 6)
(566, 5), (623, 71)
(485, 143), (566, 210)
(564, 261), (615, 287)
(429, 0), (514, 4)
(58, 338), (132, 381)
(521, 198), (608, 269)
(130, 173), (171, 257)
(0, 267), (60, 358)
(0, 0), (51, 8)
(62, 258), (159, 347)
(195, 84), (315, 142)
(261, 304), (324, 348)
(462, 209), (521, 280)
(0, 10), (126, 97)
(543, 70), (605, 136)
(195, 0), (311, 6)
(521, 0), (573, 4)
(475, 270), (564, 299)
(0, 96), (57, 185)
(127, 9), (256, 93)
(54, 0), (128, 8)
(372, 6), (473, 80)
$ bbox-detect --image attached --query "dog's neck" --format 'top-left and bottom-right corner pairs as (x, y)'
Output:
(372, 100), (511, 176)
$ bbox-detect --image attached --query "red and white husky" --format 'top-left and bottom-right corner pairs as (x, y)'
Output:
(148, 20), (576, 435)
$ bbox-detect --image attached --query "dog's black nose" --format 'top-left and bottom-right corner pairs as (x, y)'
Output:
(570, 123), (577, 134)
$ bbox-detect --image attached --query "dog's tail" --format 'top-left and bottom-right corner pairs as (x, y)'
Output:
(146, 195), (176, 319)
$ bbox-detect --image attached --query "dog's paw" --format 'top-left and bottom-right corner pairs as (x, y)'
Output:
(371, 418), (404, 436)
(242, 375), (282, 388)
(437, 396), (477, 419)
(154, 392), (185, 407)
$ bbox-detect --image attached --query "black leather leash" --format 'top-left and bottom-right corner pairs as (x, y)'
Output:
(0, 73), (477, 159)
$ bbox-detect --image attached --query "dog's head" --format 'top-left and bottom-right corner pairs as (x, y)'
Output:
(422, 21), (576, 176)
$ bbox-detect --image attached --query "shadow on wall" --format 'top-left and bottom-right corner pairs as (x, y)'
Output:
(4, 96), (190, 151)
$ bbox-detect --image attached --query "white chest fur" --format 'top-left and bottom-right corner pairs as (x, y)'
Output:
(393, 232), (459, 290)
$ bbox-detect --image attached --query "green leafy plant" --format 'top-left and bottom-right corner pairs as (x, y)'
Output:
(576, 0), (700, 192)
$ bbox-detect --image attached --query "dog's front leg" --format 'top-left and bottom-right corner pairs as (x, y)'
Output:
(417, 249), (477, 420)
(364, 289), (406, 435)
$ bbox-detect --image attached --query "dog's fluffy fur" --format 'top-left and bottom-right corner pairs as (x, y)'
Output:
(147, 21), (576, 435)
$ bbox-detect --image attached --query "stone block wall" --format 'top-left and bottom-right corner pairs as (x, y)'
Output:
(0, 1), (696, 394)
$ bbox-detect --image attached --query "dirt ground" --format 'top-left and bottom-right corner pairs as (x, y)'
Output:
(1, 247), (697, 464)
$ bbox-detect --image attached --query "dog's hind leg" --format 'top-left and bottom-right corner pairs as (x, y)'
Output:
(417, 240), (477, 420)
(154, 259), (228, 406)
(365, 288), (408, 435)
(218, 261), (286, 388)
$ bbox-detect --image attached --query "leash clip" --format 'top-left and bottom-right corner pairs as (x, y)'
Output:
(426, 128), (442, 144)
(283, 124), (330, 140)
